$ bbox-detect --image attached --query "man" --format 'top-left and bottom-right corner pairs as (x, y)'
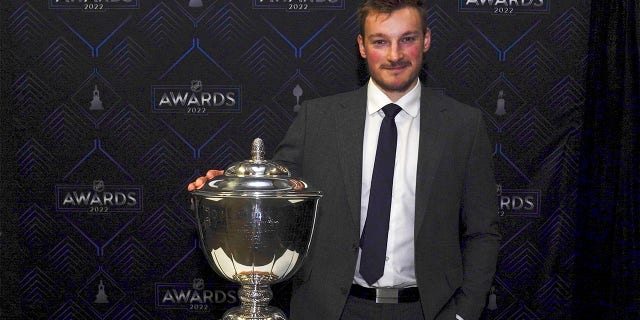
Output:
(189, 1), (500, 319)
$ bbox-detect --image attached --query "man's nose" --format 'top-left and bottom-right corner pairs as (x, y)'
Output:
(387, 42), (403, 62)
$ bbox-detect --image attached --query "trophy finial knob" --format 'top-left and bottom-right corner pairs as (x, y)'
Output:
(251, 138), (265, 161)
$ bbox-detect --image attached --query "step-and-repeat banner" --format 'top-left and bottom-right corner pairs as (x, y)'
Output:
(2, 1), (589, 319)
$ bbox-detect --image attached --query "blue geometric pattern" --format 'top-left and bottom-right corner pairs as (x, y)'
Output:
(2, 0), (590, 318)
(19, 204), (55, 247)
(11, 71), (52, 115)
(8, 3), (51, 46)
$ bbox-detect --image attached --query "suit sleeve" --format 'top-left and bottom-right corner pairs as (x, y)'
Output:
(273, 102), (308, 177)
(456, 112), (501, 320)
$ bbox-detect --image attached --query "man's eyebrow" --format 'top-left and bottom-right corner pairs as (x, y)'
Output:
(367, 31), (421, 38)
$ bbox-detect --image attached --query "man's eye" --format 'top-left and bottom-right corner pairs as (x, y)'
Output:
(373, 40), (386, 45)
(402, 37), (416, 43)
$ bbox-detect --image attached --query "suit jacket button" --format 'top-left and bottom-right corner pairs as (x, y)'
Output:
(351, 243), (359, 251)
(341, 287), (348, 295)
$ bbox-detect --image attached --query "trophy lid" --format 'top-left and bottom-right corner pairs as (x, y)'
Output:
(192, 138), (322, 198)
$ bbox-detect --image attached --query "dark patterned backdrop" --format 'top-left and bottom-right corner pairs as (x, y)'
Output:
(1, 0), (590, 319)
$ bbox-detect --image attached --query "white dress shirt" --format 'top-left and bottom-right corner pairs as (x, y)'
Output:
(353, 79), (465, 320)
(354, 78), (421, 288)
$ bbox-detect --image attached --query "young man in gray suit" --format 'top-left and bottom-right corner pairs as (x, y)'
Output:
(190, 1), (500, 319)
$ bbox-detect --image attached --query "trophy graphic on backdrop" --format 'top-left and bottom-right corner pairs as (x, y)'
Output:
(191, 138), (322, 320)
(495, 90), (506, 116)
(292, 84), (303, 113)
(94, 280), (109, 304)
(89, 85), (104, 110)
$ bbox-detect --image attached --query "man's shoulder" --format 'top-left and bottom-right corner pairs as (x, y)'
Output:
(422, 87), (481, 117)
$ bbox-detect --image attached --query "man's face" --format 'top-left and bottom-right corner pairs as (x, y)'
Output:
(357, 7), (431, 101)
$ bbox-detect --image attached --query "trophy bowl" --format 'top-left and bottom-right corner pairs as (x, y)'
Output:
(191, 138), (322, 320)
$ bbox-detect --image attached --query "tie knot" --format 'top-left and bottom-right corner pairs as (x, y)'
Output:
(382, 103), (402, 118)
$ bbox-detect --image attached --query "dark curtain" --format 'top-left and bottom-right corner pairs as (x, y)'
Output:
(575, 0), (640, 319)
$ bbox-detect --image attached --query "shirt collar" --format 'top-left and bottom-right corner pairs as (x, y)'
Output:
(366, 79), (421, 118)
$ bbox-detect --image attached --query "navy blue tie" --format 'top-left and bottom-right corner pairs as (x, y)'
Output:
(360, 103), (402, 285)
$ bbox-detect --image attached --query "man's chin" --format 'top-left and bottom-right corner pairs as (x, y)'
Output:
(375, 80), (413, 94)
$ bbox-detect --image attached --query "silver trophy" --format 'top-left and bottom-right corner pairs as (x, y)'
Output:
(191, 138), (322, 320)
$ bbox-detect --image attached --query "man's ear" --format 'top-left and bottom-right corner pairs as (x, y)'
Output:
(423, 28), (432, 53)
(357, 34), (367, 59)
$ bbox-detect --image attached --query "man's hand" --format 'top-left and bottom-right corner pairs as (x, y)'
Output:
(187, 169), (224, 191)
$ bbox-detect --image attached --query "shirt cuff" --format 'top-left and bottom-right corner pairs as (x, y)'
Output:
(456, 315), (464, 320)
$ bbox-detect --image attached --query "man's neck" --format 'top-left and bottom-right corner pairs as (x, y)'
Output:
(370, 79), (420, 102)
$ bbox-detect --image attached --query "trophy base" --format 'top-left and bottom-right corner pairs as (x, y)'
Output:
(222, 306), (288, 320)
(222, 278), (288, 320)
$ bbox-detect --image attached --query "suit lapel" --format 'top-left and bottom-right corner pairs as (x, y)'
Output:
(335, 87), (368, 229)
(415, 88), (447, 234)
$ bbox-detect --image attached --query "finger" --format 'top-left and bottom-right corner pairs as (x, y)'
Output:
(187, 182), (196, 191)
(206, 169), (223, 179)
(195, 176), (208, 189)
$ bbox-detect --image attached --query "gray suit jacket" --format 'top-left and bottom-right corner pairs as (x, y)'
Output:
(273, 85), (500, 320)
